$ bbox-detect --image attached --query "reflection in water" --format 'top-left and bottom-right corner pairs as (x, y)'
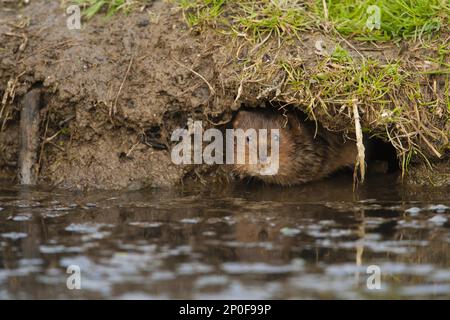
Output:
(0, 175), (449, 299)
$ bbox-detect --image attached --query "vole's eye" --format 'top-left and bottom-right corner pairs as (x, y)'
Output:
(246, 136), (252, 143)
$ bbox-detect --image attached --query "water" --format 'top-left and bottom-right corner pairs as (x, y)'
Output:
(0, 175), (449, 299)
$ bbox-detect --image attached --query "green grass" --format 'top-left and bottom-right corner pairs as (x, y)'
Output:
(178, 0), (227, 26)
(321, 0), (450, 41)
(179, 0), (315, 40)
(233, 1), (312, 40)
(77, 0), (450, 41)
(283, 55), (407, 114)
(178, 0), (449, 41)
(179, 0), (313, 41)
(331, 44), (353, 63)
(73, 0), (143, 19)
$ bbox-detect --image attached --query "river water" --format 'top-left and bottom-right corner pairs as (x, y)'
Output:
(0, 174), (449, 299)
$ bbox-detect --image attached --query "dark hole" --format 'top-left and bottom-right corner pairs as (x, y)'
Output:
(365, 137), (400, 174)
(258, 229), (269, 241)
(143, 126), (167, 150)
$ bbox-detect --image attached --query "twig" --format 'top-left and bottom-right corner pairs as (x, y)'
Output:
(38, 114), (50, 174)
(322, 0), (329, 21)
(126, 140), (141, 158)
(352, 99), (366, 184)
(171, 57), (216, 96)
(249, 31), (272, 55)
(233, 78), (244, 108)
(111, 56), (134, 118)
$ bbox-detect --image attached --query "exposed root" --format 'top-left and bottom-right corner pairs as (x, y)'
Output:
(111, 55), (134, 119)
(171, 57), (216, 96)
(352, 99), (366, 185)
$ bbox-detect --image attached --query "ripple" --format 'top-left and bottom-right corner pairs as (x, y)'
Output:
(129, 222), (162, 228)
(280, 227), (301, 236)
(65, 223), (111, 234)
(195, 275), (229, 288)
(427, 204), (449, 213)
(400, 284), (450, 296)
(42, 211), (70, 218)
(428, 214), (448, 225)
(180, 218), (201, 224)
(9, 213), (33, 222)
(1, 232), (28, 240)
(222, 260), (304, 275)
(150, 271), (176, 281)
(40, 244), (83, 254)
(177, 262), (213, 275)
(405, 207), (421, 215)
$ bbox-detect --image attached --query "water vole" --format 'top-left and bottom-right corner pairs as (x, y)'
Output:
(231, 109), (357, 186)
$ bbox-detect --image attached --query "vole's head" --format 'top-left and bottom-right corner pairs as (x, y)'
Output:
(231, 109), (302, 185)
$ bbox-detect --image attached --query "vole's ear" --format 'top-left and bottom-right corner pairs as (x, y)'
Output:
(288, 117), (303, 135)
(232, 112), (243, 127)
(232, 110), (252, 128)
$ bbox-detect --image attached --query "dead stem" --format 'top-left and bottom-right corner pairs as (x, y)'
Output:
(111, 56), (134, 118)
(352, 99), (366, 184)
(171, 57), (216, 96)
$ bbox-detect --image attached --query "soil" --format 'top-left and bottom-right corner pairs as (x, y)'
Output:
(0, 0), (234, 189)
(0, 0), (448, 189)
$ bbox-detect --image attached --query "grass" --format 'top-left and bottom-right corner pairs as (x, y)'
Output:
(178, 0), (315, 42)
(178, 0), (449, 41)
(321, 0), (450, 41)
(76, 0), (450, 41)
(178, 0), (227, 27)
(73, 0), (144, 19)
(179, 0), (315, 40)
(74, 0), (450, 41)
(233, 1), (312, 40)
(281, 52), (409, 125)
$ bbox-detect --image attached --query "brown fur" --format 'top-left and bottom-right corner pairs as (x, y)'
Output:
(232, 109), (357, 186)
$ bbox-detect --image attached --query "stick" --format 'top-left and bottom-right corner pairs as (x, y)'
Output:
(18, 89), (42, 185)
(352, 99), (366, 184)
(111, 56), (134, 117)
(171, 57), (216, 96)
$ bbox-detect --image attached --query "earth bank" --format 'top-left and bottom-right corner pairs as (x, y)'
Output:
(0, 0), (448, 189)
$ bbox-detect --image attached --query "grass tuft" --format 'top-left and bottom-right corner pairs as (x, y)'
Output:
(73, 0), (143, 19)
(178, 0), (227, 27)
(321, 0), (450, 41)
(178, 0), (449, 41)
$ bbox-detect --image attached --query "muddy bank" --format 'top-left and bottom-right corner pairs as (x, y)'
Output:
(1, 0), (230, 189)
(0, 0), (448, 189)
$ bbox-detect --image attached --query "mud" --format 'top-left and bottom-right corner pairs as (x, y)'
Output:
(0, 0), (448, 190)
(1, 0), (234, 189)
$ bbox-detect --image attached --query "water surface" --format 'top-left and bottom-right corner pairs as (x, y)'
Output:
(0, 175), (449, 299)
